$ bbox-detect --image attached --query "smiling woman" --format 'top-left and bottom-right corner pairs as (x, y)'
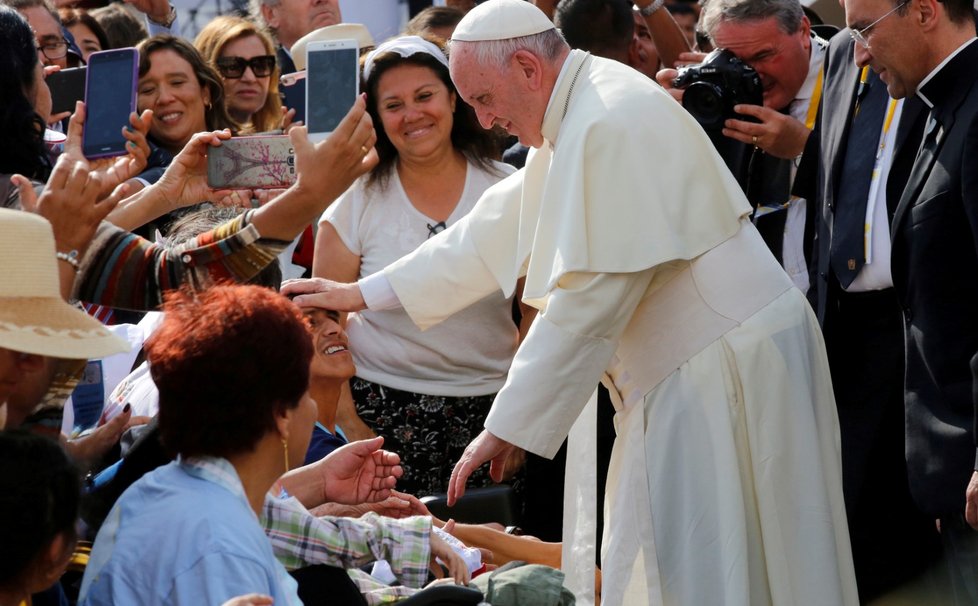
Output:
(195, 16), (283, 134)
(136, 35), (237, 156)
(313, 35), (518, 496)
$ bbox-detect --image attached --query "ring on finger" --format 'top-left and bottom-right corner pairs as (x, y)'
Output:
(360, 145), (369, 155)
(752, 135), (758, 146)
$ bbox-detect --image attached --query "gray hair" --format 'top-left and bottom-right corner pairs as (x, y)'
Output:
(448, 27), (568, 71)
(248, 0), (278, 34)
(700, 0), (804, 40)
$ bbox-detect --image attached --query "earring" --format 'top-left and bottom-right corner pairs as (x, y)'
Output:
(282, 438), (289, 472)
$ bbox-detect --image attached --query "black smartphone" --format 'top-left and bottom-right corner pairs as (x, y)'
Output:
(47, 66), (87, 116)
(83, 48), (138, 159)
(280, 71), (306, 125)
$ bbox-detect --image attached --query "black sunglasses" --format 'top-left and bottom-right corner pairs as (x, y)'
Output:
(215, 55), (276, 79)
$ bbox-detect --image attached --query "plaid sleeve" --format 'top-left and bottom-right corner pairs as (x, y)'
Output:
(262, 496), (432, 588)
(347, 569), (421, 605)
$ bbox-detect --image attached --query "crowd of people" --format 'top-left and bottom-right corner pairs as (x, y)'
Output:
(2, 0), (978, 604)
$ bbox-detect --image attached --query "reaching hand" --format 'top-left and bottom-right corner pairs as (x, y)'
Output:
(447, 430), (515, 507)
(281, 277), (368, 312)
(290, 94), (378, 204)
(123, 0), (172, 22)
(64, 102), (152, 198)
(316, 436), (403, 505)
(152, 129), (238, 211)
(429, 524), (472, 585)
(12, 155), (127, 255)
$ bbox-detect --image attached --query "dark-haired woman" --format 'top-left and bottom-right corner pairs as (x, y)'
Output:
(79, 285), (317, 604)
(0, 431), (81, 606)
(314, 36), (518, 496)
(136, 35), (236, 157)
(0, 5), (53, 203)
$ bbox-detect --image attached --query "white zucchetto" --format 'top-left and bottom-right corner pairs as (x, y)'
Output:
(451, 0), (556, 42)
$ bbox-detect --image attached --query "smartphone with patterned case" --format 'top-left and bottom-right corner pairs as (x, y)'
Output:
(206, 135), (296, 189)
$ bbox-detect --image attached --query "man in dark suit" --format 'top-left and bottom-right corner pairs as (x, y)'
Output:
(843, 0), (978, 600)
(797, 27), (940, 601)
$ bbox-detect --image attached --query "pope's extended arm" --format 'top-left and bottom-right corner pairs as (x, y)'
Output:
(483, 268), (656, 458)
(447, 268), (657, 504)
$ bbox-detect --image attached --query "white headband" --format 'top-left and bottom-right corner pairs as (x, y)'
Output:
(362, 36), (450, 81)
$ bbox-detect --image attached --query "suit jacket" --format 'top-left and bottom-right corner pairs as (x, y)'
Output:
(890, 39), (978, 516)
(277, 45), (297, 75)
(802, 32), (925, 323)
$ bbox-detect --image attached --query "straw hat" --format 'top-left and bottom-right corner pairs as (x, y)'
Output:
(0, 208), (129, 359)
(290, 23), (376, 71)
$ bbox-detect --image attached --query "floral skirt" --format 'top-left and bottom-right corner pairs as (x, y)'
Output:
(351, 377), (497, 497)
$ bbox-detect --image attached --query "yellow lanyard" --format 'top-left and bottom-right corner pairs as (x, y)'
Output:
(876, 99), (899, 160)
(804, 68), (824, 130)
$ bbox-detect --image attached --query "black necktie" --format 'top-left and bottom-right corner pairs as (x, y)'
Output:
(830, 71), (889, 288)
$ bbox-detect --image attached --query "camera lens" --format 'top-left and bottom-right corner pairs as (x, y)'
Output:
(683, 82), (726, 131)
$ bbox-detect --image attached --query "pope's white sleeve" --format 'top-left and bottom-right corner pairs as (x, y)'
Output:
(485, 268), (656, 458)
(384, 217), (504, 330)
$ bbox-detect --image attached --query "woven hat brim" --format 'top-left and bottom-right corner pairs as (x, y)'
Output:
(0, 298), (130, 359)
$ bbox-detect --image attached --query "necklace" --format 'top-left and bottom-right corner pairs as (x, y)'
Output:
(561, 53), (590, 123)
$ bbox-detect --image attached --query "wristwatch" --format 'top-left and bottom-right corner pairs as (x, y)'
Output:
(637, 0), (666, 17)
(638, 0), (666, 17)
(148, 4), (177, 28)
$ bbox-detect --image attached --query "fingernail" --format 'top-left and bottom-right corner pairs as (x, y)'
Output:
(127, 141), (136, 149)
(125, 126), (133, 133)
(123, 403), (131, 413)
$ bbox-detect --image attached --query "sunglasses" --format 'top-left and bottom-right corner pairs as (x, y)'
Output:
(215, 55), (276, 79)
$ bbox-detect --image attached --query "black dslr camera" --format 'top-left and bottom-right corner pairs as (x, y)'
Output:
(672, 49), (763, 131)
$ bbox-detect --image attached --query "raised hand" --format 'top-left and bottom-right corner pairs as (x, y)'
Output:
(64, 101), (153, 198)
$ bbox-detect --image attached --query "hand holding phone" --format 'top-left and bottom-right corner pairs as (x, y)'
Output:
(207, 135), (297, 190)
(83, 48), (139, 159)
(305, 39), (359, 143)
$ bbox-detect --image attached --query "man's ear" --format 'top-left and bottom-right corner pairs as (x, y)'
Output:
(915, 0), (940, 31)
(512, 49), (544, 91)
(261, 3), (280, 30)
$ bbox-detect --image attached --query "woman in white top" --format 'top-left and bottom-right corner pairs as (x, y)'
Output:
(315, 36), (517, 496)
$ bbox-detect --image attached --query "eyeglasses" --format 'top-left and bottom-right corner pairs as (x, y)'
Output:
(849, 0), (910, 50)
(37, 37), (69, 60)
(215, 55), (276, 79)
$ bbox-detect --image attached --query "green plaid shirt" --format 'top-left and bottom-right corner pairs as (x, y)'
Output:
(262, 495), (431, 603)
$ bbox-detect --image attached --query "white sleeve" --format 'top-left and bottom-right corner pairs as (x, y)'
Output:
(320, 184), (364, 256)
(485, 268), (656, 458)
(384, 214), (506, 330)
(358, 272), (400, 311)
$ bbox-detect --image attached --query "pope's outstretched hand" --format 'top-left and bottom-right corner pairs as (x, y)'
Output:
(282, 277), (367, 311)
(447, 430), (516, 506)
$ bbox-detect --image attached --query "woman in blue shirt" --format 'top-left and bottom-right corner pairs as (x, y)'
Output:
(80, 285), (317, 605)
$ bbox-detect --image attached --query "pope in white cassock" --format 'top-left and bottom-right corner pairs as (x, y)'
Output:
(284, 1), (858, 604)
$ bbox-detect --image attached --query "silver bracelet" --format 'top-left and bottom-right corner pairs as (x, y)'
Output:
(638, 0), (666, 17)
(56, 249), (80, 272)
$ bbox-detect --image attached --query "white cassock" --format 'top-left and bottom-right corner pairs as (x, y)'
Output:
(365, 50), (858, 605)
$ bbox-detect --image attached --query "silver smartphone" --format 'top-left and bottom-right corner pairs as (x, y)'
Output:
(305, 39), (359, 143)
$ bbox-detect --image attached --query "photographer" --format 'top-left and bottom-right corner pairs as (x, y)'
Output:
(657, 0), (827, 293)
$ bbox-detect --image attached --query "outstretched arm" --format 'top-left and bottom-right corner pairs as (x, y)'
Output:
(278, 436), (402, 508)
